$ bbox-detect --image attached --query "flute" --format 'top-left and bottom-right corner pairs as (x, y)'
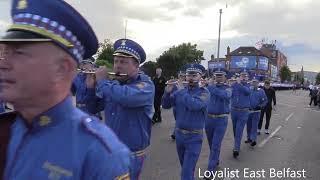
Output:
(77, 69), (127, 76)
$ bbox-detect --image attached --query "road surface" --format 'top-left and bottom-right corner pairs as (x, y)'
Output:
(140, 90), (320, 180)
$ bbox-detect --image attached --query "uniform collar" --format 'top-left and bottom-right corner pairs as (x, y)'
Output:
(125, 73), (140, 84)
(188, 83), (199, 91)
(18, 96), (74, 132)
(216, 82), (224, 87)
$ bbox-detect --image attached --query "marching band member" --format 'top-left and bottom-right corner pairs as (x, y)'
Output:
(162, 63), (209, 180)
(0, 0), (130, 179)
(85, 38), (155, 180)
(205, 70), (231, 176)
(231, 71), (251, 158)
(246, 78), (268, 146)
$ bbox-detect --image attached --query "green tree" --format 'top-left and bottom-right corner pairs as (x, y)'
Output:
(95, 60), (113, 70)
(156, 43), (204, 78)
(279, 65), (292, 83)
(316, 73), (320, 85)
(140, 61), (157, 78)
(96, 39), (114, 69)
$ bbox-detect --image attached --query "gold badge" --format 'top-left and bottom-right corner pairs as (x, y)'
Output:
(136, 82), (146, 89)
(17, 0), (28, 10)
(43, 161), (73, 180)
(39, 116), (51, 126)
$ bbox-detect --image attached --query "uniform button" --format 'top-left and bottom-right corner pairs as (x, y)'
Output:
(112, 113), (115, 116)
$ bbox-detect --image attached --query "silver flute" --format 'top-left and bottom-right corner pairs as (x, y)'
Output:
(77, 69), (127, 77)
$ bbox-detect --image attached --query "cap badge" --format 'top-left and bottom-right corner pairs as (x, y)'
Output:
(17, 0), (28, 10)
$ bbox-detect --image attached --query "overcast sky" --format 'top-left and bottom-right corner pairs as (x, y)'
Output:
(0, 0), (319, 72)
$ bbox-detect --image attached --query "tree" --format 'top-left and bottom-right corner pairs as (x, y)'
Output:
(156, 43), (204, 78)
(95, 60), (113, 70)
(96, 39), (114, 69)
(140, 61), (158, 78)
(279, 65), (292, 83)
(316, 73), (320, 85)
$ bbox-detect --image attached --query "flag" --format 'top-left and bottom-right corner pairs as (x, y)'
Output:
(255, 40), (263, 49)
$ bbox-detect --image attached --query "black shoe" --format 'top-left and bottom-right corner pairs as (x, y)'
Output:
(250, 141), (257, 147)
(245, 139), (252, 143)
(152, 116), (157, 124)
(170, 134), (175, 140)
(233, 150), (239, 158)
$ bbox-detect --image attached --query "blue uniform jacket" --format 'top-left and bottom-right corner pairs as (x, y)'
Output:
(162, 85), (210, 130)
(4, 96), (130, 180)
(231, 82), (251, 109)
(207, 83), (231, 114)
(172, 82), (186, 120)
(71, 73), (103, 115)
(0, 102), (5, 113)
(250, 88), (268, 110)
(86, 72), (155, 152)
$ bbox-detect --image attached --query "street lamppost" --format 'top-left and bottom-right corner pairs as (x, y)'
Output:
(217, 8), (222, 61)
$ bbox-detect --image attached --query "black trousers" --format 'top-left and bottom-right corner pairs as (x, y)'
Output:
(259, 106), (272, 130)
(309, 97), (318, 106)
(153, 97), (162, 122)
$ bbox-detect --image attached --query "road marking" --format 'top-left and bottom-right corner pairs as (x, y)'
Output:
(258, 112), (294, 147)
(258, 125), (282, 148)
(285, 112), (294, 121)
(277, 102), (297, 108)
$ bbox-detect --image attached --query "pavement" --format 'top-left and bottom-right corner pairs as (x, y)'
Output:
(140, 90), (320, 180)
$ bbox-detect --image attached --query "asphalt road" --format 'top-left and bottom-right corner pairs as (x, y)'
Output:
(140, 90), (320, 180)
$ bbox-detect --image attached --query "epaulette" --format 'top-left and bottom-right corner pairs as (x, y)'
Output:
(0, 111), (17, 178)
(200, 86), (209, 92)
(139, 73), (152, 81)
(81, 116), (123, 154)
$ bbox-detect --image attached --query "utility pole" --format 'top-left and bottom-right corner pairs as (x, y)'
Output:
(217, 8), (222, 61)
(124, 19), (127, 39)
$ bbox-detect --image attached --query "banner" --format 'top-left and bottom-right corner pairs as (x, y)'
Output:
(230, 56), (256, 69)
(258, 57), (269, 70)
(271, 65), (278, 78)
(208, 61), (225, 70)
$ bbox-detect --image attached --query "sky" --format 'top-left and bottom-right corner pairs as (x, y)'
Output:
(0, 0), (319, 72)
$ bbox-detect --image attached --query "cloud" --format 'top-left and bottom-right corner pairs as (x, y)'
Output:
(183, 8), (202, 17)
(278, 43), (320, 72)
(65, 0), (125, 41)
(0, 0), (318, 72)
(124, 6), (174, 22)
(0, 1), (10, 34)
(278, 43), (320, 56)
(226, 0), (320, 47)
(160, 1), (184, 10)
(186, 0), (242, 9)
